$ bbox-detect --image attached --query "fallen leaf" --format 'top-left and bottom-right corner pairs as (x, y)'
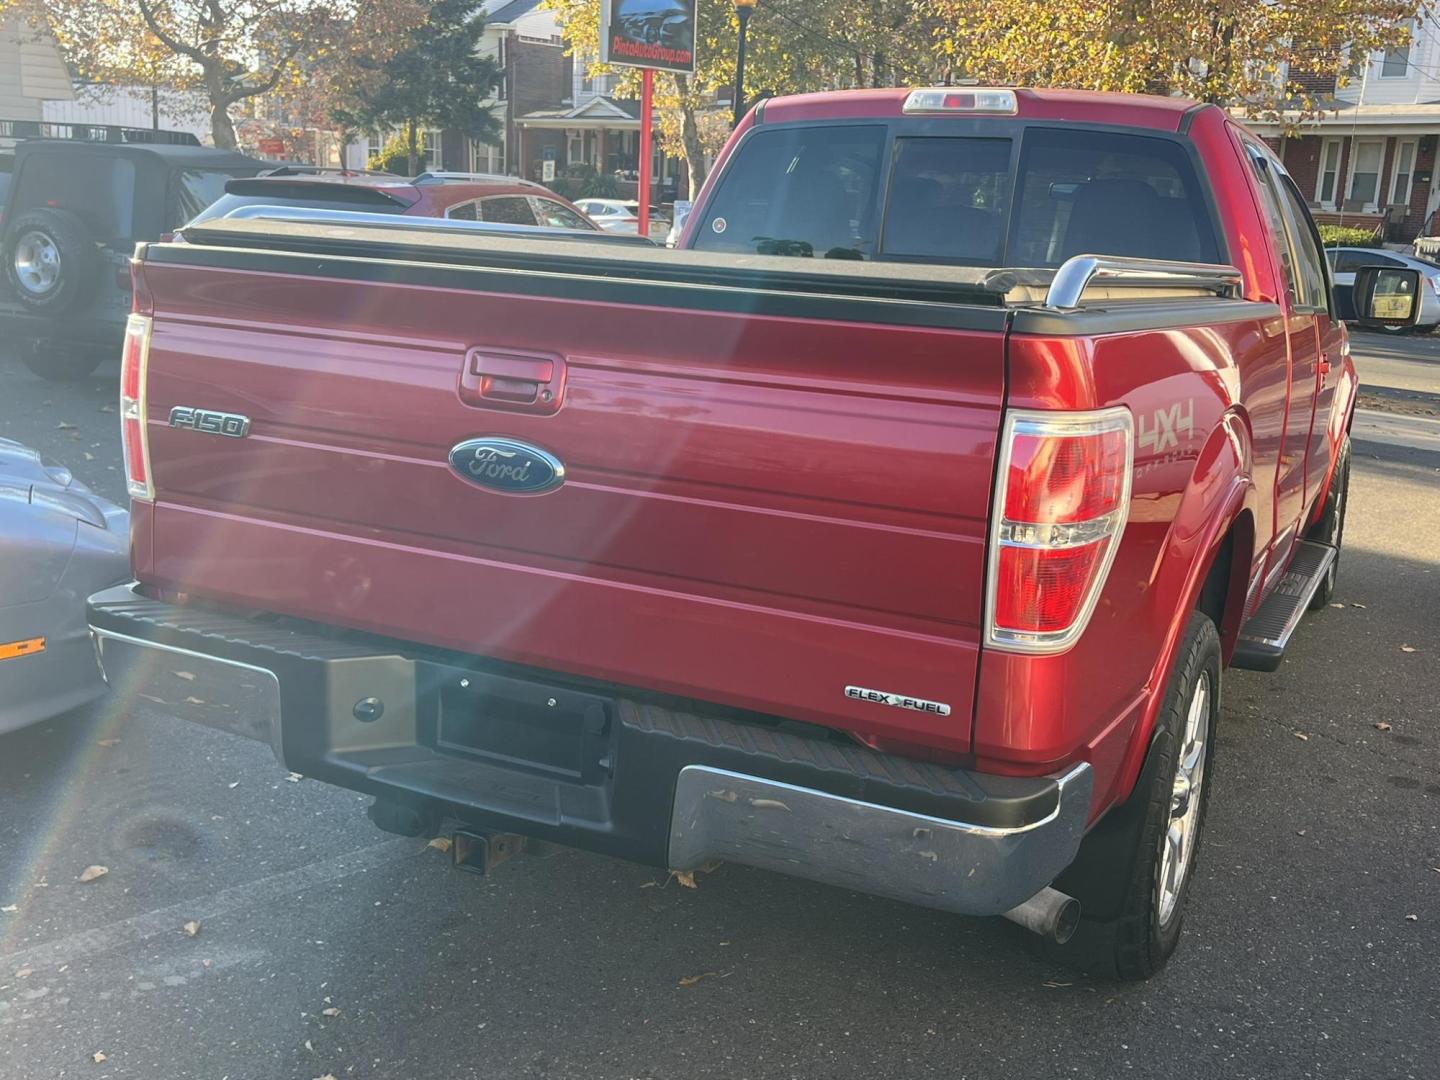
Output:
(1374, 722), (1392, 732)
(1296, 829), (1307, 836)
(15, 968), (33, 978)
(1, 905), (16, 913)
(671, 869), (697, 889)
(202, 958), (213, 968)
(1293, 732), (1309, 741)
(181, 920), (201, 938)
(426, 836), (452, 853)
(174, 671), (196, 681)
(97, 738), (120, 748)
(1405, 914), (1418, 922)
(285, 772), (303, 783)
(313, 1074), (337, 1080)
(1042, 979), (1073, 988)
(678, 971), (719, 987)
(184, 696), (205, 705)
(92, 1052), (107, 1064)
(78, 865), (109, 883)
(321, 1007), (341, 1017)
(83, 452), (95, 461)
(1401, 645), (1417, 653)
(228, 782), (239, 789)
(1350, 602), (1366, 609)
(56, 421), (76, 430)
(1328, 602), (1344, 609)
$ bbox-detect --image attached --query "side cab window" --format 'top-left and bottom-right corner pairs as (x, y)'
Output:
(1244, 142), (1330, 314)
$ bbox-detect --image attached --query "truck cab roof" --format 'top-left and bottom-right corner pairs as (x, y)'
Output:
(756, 87), (1203, 133)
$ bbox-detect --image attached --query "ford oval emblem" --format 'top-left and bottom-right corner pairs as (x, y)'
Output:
(448, 437), (565, 495)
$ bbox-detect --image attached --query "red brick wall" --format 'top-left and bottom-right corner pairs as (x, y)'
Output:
(1280, 133), (1437, 240)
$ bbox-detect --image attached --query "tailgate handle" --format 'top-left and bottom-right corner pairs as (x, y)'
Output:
(460, 350), (565, 414)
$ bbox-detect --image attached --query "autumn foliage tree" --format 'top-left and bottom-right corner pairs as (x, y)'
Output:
(543, 0), (945, 193)
(932, 0), (1433, 124)
(329, 0), (503, 177)
(6, 0), (423, 149)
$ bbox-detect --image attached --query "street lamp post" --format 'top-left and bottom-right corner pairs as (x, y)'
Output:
(732, 0), (757, 128)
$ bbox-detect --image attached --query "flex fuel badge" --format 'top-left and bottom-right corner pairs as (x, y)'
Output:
(844, 685), (951, 717)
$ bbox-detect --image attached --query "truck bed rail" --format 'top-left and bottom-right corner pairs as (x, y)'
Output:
(1045, 255), (1244, 309)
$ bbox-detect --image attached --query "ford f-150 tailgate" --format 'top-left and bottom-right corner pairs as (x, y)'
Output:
(126, 221), (1009, 751)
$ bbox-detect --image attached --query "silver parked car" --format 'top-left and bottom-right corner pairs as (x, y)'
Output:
(1327, 246), (1440, 333)
(0, 439), (128, 733)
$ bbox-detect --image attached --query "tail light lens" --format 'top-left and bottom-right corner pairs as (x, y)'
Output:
(120, 313), (154, 501)
(986, 408), (1133, 653)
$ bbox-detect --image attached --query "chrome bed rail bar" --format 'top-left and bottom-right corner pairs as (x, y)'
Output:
(214, 204), (659, 246)
(1045, 255), (1244, 309)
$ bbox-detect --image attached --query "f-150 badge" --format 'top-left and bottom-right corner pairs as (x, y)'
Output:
(448, 437), (565, 495)
(168, 406), (250, 438)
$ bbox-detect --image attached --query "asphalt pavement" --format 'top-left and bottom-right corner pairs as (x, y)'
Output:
(0, 333), (1437, 1080)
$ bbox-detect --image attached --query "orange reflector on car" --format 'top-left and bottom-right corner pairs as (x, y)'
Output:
(0, 637), (46, 661)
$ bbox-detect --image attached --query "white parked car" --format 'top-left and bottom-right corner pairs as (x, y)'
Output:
(575, 198), (667, 237)
(1327, 246), (1440, 334)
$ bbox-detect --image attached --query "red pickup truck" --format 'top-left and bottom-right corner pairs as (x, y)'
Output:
(87, 88), (1417, 979)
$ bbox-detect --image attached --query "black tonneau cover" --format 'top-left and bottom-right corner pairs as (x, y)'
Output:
(172, 216), (1016, 308)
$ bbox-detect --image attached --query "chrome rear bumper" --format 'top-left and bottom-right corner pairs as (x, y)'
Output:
(668, 763), (1092, 917)
(89, 583), (1091, 919)
(92, 627), (286, 766)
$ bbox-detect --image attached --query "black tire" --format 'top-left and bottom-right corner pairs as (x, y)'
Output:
(18, 339), (105, 382)
(1035, 612), (1220, 980)
(3, 208), (102, 314)
(1306, 436), (1351, 610)
(1373, 322), (1413, 335)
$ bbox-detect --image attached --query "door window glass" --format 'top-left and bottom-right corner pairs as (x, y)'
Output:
(531, 198), (592, 229)
(1274, 171), (1331, 311)
(479, 196), (537, 226)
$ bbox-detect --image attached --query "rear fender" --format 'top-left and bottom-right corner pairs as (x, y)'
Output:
(1106, 409), (1254, 807)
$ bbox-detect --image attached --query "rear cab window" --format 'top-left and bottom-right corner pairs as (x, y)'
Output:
(691, 122), (1221, 270)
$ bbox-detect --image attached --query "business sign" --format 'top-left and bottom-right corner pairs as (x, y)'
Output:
(599, 0), (696, 74)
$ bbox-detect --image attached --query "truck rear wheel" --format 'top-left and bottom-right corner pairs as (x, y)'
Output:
(1035, 612), (1220, 980)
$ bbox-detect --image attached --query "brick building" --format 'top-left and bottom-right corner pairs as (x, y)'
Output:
(1245, 24), (1440, 244)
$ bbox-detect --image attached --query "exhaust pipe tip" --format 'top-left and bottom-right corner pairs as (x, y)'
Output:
(1002, 886), (1081, 944)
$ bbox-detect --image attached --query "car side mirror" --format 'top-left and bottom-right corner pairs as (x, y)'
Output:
(1353, 264), (1423, 327)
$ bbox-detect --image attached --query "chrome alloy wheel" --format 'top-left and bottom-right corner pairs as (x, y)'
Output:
(1158, 670), (1210, 926)
(13, 230), (62, 296)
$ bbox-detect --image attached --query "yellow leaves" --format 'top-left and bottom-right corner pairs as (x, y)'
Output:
(78, 865), (109, 883)
(181, 920), (202, 938)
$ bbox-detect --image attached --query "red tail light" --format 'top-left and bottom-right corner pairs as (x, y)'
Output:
(120, 314), (154, 501)
(986, 408), (1133, 653)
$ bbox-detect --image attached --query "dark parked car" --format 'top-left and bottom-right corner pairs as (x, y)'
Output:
(0, 139), (265, 381)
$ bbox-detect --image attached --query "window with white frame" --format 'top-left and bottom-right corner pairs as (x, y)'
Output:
(1316, 138), (1342, 207)
(422, 129), (442, 169)
(1390, 138), (1417, 206)
(1347, 138), (1385, 207)
(1381, 24), (1414, 77)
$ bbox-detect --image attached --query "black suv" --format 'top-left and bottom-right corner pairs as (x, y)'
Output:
(0, 138), (265, 380)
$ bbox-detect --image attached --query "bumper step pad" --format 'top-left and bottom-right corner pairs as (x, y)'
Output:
(1231, 539), (1336, 672)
